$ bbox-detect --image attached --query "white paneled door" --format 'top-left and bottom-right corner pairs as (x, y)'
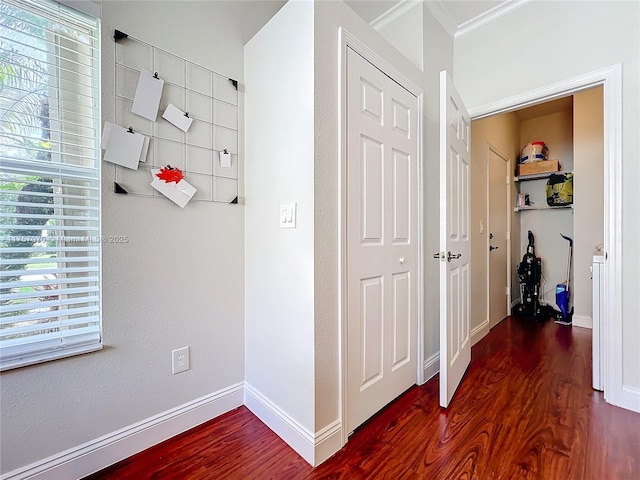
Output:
(346, 48), (418, 433)
(488, 148), (510, 328)
(438, 70), (471, 409)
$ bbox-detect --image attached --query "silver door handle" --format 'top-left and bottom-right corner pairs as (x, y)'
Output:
(447, 251), (462, 262)
(490, 245), (499, 251)
(433, 252), (444, 259)
(399, 257), (405, 264)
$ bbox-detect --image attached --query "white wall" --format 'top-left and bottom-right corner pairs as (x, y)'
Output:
(469, 113), (520, 332)
(371, 0), (454, 375)
(421, 4), (454, 360)
(244, 0), (316, 438)
(0, 1), (284, 475)
(518, 110), (574, 308)
(454, 0), (640, 390)
(573, 87), (604, 325)
(376, 3), (423, 71)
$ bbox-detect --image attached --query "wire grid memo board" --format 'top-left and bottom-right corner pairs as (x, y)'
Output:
(112, 30), (239, 204)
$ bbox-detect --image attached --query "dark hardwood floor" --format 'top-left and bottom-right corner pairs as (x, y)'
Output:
(86, 317), (640, 479)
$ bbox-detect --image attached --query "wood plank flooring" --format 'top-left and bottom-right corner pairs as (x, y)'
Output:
(86, 317), (640, 479)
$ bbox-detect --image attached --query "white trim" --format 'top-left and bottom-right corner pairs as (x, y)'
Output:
(423, 352), (440, 382)
(338, 28), (425, 444)
(621, 387), (640, 414)
(572, 314), (592, 330)
(485, 143), (512, 330)
(471, 319), (490, 347)
(244, 383), (315, 466)
(370, 0), (422, 32)
(455, 0), (532, 38)
(416, 90), (426, 386)
(243, 384), (343, 467)
(469, 64), (626, 412)
(313, 420), (343, 466)
(468, 66), (619, 119)
(2, 383), (244, 480)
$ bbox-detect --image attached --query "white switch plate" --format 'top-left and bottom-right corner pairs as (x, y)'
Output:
(280, 203), (297, 229)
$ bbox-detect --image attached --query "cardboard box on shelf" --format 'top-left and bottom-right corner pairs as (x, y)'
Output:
(519, 159), (559, 176)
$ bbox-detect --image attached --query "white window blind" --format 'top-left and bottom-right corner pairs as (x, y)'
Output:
(0, 0), (101, 370)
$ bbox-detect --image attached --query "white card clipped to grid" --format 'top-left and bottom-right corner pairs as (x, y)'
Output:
(150, 169), (197, 208)
(162, 103), (193, 132)
(131, 69), (164, 121)
(101, 122), (149, 170)
(219, 149), (231, 168)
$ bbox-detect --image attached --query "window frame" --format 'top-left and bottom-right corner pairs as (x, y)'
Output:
(0, 0), (102, 371)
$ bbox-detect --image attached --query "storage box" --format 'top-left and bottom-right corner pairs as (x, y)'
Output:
(518, 159), (559, 176)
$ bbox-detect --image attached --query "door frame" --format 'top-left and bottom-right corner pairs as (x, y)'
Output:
(338, 28), (425, 443)
(486, 142), (512, 329)
(469, 64), (629, 410)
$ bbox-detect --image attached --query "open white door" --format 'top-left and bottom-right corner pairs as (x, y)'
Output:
(438, 70), (471, 408)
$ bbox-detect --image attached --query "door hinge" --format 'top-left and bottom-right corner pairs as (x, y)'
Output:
(506, 231), (510, 240)
(505, 286), (510, 295)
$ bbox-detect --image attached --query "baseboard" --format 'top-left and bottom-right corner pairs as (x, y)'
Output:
(244, 383), (315, 465)
(572, 314), (592, 329)
(471, 319), (490, 347)
(621, 386), (640, 414)
(2, 383), (244, 480)
(313, 419), (343, 465)
(423, 352), (439, 382)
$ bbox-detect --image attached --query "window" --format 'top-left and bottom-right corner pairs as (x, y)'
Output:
(0, 0), (101, 370)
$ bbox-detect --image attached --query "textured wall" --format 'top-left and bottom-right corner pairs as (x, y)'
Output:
(244, 0), (316, 432)
(421, 4), (454, 360)
(469, 113), (520, 332)
(573, 88), (604, 322)
(0, 1), (284, 474)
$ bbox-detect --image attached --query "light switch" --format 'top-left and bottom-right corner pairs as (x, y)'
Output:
(280, 203), (297, 229)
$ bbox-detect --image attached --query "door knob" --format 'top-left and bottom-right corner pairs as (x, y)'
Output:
(433, 252), (444, 259)
(490, 245), (499, 251)
(399, 257), (405, 264)
(447, 251), (462, 262)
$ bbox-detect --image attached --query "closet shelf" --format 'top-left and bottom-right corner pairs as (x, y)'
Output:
(514, 204), (574, 212)
(514, 170), (572, 182)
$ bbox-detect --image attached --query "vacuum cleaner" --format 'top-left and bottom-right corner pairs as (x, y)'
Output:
(516, 230), (542, 318)
(554, 234), (574, 325)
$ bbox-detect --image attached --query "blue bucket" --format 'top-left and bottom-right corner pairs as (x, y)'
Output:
(556, 284), (569, 320)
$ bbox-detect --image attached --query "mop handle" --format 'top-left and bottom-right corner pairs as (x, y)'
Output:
(561, 234), (573, 286)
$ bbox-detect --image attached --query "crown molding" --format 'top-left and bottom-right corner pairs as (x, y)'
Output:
(370, 0), (423, 31)
(423, 1), (457, 38)
(456, 0), (533, 38)
(375, 0), (534, 39)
